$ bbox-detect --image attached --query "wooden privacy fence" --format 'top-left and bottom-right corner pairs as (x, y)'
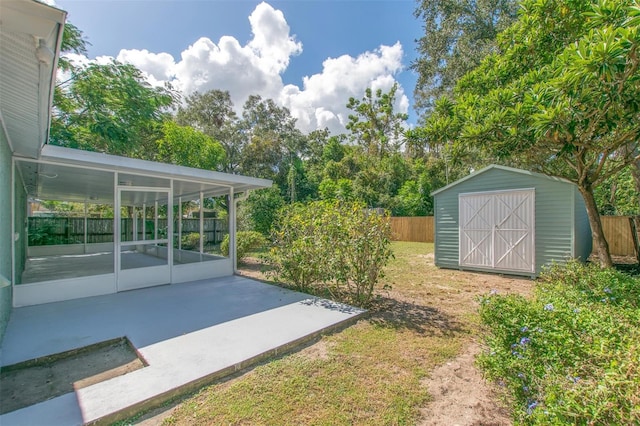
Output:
(390, 215), (640, 258)
(27, 217), (228, 247)
(389, 217), (434, 243)
(599, 216), (639, 257)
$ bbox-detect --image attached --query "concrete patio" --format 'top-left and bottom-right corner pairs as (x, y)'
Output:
(0, 276), (365, 425)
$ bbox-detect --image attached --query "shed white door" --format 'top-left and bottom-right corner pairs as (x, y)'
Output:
(459, 189), (535, 273)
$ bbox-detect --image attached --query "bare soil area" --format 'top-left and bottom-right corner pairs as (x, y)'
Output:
(420, 342), (511, 426)
(0, 338), (145, 415)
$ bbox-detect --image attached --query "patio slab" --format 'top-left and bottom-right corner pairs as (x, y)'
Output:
(0, 276), (365, 425)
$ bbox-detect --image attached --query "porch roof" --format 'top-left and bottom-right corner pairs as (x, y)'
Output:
(18, 145), (272, 204)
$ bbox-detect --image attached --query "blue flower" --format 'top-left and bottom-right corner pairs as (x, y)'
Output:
(543, 303), (554, 311)
(517, 372), (525, 379)
(521, 326), (529, 332)
(523, 385), (530, 393)
(520, 337), (531, 346)
(526, 401), (538, 415)
(604, 287), (612, 294)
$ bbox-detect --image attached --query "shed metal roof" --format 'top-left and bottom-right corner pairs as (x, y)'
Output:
(431, 164), (573, 197)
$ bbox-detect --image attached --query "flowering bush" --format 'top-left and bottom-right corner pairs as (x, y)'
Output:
(268, 200), (393, 307)
(478, 261), (640, 424)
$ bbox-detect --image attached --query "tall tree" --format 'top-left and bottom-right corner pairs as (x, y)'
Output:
(51, 24), (175, 157)
(411, 0), (519, 115)
(156, 121), (226, 171)
(425, 0), (640, 267)
(239, 95), (308, 201)
(175, 90), (242, 173)
(346, 83), (408, 159)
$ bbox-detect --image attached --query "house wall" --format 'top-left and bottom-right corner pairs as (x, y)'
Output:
(0, 125), (12, 340)
(434, 167), (577, 276)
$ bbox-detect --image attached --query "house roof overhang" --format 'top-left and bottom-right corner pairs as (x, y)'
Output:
(0, 0), (66, 158)
(17, 145), (273, 205)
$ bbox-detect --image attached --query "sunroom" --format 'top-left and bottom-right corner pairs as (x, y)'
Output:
(12, 145), (271, 307)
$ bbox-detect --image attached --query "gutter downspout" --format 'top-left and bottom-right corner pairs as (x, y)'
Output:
(233, 190), (252, 274)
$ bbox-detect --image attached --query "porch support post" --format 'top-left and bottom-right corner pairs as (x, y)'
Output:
(142, 203), (146, 241)
(229, 188), (236, 272)
(133, 207), (138, 241)
(113, 172), (120, 289)
(199, 191), (204, 254)
(83, 201), (88, 253)
(154, 201), (158, 241)
(168, 180), (174, 283)
(178, 197), (182, 251)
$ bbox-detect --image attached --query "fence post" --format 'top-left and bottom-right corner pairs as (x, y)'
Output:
(630, 216), (640, 263)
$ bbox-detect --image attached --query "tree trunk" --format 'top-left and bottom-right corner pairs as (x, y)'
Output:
(631, 160), (640, 212)
(578, 185), (613, 268)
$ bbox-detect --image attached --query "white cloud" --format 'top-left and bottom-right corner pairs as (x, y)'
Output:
(248, 2), (302, 74)
(280, 42), (408, 134)
(116, 49), (175, 86)
(68, 2), (409, 135)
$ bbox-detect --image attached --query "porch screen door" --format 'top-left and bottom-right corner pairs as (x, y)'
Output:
(117, 187), (172, 291)
(459, 189), (535, 273)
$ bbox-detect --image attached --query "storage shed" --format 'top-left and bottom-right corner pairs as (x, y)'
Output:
(432, 165), (592, 277)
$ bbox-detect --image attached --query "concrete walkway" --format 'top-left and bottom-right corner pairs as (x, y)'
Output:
(0, 276), (365, 425)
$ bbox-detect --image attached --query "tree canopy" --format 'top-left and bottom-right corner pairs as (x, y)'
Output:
(423, 0), (640, 266)
(411, 0), (519, 115)
(51, 24), (176, 157)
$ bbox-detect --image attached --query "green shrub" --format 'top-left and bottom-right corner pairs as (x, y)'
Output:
(240, 186), (285, 235)
(268, 200), (393, 307)
(478, 261), (640, 424)
(220, 231), (268, 262)
(181, 232), (204, 250)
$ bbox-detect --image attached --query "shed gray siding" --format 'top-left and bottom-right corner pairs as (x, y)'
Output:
(434, 166), (586, 276)
(573, 186), (592, 261)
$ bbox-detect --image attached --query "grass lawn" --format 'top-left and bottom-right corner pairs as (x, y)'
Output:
(137, 242), (533, 425)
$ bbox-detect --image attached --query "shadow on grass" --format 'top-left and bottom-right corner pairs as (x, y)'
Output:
(368, 296), (464, 337)
(613, 260), (640, 276)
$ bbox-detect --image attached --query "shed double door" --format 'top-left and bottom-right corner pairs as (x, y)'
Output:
(459, 189), (535, 273)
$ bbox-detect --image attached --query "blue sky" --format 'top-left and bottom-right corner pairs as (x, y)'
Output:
(55, 0), (423, 134)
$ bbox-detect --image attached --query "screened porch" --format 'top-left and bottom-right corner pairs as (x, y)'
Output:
(12, 145), (271, 307)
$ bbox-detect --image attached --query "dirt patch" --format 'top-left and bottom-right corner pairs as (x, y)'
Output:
(0, 338), (145, 415)
(236, 257), (274, 281)
(420, 342), (511, 426)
